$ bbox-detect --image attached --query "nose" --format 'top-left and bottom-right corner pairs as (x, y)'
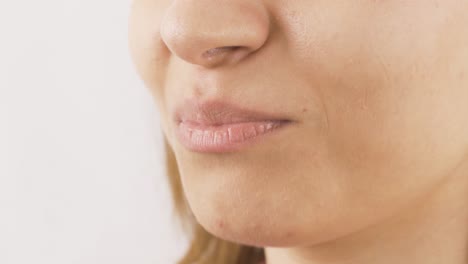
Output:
(160, 0), (270, 68)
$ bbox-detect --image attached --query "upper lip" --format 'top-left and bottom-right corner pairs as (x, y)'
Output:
(174, 98), (292, 126)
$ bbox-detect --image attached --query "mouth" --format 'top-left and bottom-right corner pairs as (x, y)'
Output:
(173, 99), (295, 153)
(176, 119), (293, 153)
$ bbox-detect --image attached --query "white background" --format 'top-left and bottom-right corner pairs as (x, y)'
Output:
(0, 1), (187, 263)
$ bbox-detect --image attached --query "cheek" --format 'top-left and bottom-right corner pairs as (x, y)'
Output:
(278, 1), (468, 165)
(325, 8), (468, 212)
(274, 0), (468, 213)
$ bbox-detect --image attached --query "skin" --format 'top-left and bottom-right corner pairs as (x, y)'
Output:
(129, 1), (468, 263)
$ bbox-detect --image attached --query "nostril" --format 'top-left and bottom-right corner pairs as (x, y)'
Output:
(202, 46), (241, 59)
(159, 0), (270, 68)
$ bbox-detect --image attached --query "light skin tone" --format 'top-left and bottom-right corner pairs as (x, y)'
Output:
(129, 1), (468, 263)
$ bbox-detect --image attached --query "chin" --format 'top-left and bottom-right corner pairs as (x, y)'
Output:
(183, 187), (289, 247)
(196, 212), (299, 247)
(186, 190), (339, 248)
(184, 182), (386, 250)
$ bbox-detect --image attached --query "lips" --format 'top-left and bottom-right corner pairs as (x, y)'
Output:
(173, 99), (294, 152)
(174, 99), (292, 126)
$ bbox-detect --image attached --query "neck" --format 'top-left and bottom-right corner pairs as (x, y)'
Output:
(264, 163), (468, 264)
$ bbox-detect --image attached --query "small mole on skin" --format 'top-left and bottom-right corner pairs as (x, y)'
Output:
(458, 71), (465, 80)
(302, 107), (308, 113)
(218, 220), (224, 229)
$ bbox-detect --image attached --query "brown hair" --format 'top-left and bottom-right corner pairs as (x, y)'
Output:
(163, 139), (265, 264)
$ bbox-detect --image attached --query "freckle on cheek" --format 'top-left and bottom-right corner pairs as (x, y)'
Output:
(302, 107), (308, 113)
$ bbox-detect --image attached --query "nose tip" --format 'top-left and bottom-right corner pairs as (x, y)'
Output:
(159, 0), (270, 68)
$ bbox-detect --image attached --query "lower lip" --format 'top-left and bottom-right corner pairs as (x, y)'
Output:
(175, 120), (291, 153)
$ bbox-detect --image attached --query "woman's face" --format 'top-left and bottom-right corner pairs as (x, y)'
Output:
(129, 0), (468, 247)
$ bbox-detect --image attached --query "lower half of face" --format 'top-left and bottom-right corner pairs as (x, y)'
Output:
(130, 0), (468, 247)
